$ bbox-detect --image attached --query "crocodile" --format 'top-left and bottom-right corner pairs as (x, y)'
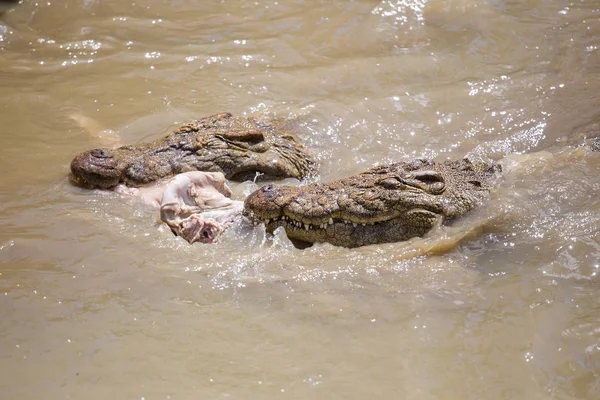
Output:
(70, 109), (600, 249)
(244, 135), (600, 248)
(244, 158), (501, 248)
(70, 112), (315, 189)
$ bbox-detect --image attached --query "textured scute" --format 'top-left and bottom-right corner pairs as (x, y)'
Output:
(70, 112), (316, 189)
(244, 158), (501, 248)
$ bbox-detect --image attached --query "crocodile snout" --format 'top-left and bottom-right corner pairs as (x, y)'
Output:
(243, 184), (292, 220)
(70, 148), (121, 189)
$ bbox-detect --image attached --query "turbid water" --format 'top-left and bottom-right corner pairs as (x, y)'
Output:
(1, 1), (600, 399)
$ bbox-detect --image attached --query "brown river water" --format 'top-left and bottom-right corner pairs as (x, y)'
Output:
(2, 0), (600, 398)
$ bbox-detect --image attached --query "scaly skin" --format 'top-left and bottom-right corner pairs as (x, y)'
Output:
(244, 158), (501, 248)
(70, 112), (315, 189)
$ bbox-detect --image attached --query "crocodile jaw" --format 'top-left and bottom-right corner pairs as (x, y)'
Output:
(243, 183), (444, 248)
(249, 210), (441, 248)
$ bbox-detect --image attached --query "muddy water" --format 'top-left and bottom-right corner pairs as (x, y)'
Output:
(1, 0), (600, 398)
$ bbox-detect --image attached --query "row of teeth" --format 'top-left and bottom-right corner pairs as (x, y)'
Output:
(261, 215), (376, 230)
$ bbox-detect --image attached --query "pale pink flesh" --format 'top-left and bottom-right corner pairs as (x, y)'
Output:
(159, 172), (243, 244)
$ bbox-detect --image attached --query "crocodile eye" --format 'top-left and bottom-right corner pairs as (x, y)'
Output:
(402, 170), (446, 195)
(378, 177), (404, 189)
(222, 129), (265, 142)
(410, 170), (444, 183)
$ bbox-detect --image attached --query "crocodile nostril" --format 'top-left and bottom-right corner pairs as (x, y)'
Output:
(90, 149), (110, 158)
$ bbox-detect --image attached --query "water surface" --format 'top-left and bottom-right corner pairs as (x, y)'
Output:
(1, 0), (600, 399)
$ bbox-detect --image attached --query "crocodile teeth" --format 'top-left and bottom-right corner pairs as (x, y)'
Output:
(329, 217), (333, 225)
(361, 223), (366, 226)
(304, 224), (309, 230)
(352, 222), (357, 227)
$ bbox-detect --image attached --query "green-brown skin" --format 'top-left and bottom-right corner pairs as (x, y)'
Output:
(70, 112), (316, 189)
(244, 158), (501, 248)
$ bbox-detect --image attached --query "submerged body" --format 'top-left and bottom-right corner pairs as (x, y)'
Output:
(244, 158), (500, 248)
(70, 112), (315, 189)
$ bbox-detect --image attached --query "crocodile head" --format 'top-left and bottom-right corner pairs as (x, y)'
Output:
(244, 158), (500, 248)
(70, 148), (122, 189)
(70, 112), (315, 189)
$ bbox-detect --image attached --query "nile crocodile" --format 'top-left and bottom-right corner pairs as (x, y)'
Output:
(244, 158), (500, 248)
(70, 112), (315, 189)
(70, 110), (600, 249)
(244, 137), (600, 248)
